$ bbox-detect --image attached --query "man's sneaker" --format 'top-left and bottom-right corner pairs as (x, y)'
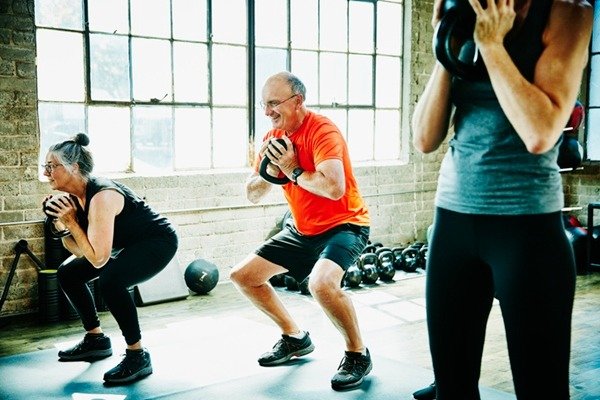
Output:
(413, 381), (436, 399)
(258, 332), (315, 366)
(103, 348), (153, 384)
(58, 333), (112, 361)
(331, 348), (373, 391)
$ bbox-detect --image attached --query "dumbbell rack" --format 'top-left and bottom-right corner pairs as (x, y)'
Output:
(587, 202), (600, 273)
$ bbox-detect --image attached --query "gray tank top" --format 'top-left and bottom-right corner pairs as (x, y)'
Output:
(436, 1), (561, 215)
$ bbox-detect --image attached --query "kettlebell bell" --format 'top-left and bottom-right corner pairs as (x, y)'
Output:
(433, 0), (488, 81)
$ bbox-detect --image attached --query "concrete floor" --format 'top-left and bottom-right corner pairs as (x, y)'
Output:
(0, 270), (599, 399)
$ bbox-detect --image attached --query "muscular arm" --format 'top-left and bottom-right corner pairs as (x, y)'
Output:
(60, 190), (124, 268)
(473, 0), (592, 154)
(411, 62), (454, 153)
(290, 159), (345, 201)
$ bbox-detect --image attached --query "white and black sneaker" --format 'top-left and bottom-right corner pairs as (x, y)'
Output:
(258, 332), (315, 366)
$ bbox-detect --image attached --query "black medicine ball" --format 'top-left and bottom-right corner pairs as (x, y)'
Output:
(184, 259), (219, 295)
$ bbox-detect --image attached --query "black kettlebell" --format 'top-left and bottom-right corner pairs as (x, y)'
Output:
(359, 253), (379, 284)
(434, 0), (488, 81)
(375, 247), (396, 282)
(42, 197), (71, 238)
(343, 264), (363, 288)
(259, 138), (290, 185)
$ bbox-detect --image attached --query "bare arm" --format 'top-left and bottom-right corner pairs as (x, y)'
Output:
(248, 136), (346, 202)
(471, 0), (592, 154)
(54, 190), (124, 268)
(411, 62), (454, 153)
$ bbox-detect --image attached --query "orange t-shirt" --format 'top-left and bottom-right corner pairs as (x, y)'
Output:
(254, 111), (370, 235)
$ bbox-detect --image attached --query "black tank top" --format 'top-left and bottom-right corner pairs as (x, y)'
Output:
(72, 177), (176, 250)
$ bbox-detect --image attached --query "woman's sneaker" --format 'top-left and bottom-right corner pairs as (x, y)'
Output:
(331, 348), (373, 391)
(103, 348), (153, 384)
(58, 333), (112, 361)
(258, 332), (315, 366)
(413, 381), (436, 399)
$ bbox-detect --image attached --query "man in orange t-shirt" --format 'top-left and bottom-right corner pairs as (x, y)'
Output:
(230, 71), (372, 391)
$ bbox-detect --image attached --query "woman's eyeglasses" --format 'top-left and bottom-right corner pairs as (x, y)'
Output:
(41, 163), (63, 174)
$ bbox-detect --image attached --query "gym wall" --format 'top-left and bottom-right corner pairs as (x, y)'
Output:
(0, 1), (598, 318)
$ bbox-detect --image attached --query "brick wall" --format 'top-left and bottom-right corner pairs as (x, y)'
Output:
(0, 1), (598, 318)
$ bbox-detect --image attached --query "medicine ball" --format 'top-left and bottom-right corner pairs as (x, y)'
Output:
(184, 259), (219, 295)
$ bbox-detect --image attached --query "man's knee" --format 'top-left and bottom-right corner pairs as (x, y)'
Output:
(308, 260), (344, 297)
(229, 254), (279, 287)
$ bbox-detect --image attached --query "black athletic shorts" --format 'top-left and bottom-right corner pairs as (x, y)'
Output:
(255, 222), (370, 282)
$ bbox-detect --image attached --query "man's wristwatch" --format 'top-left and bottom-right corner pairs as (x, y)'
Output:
(291, 167), (304, 185)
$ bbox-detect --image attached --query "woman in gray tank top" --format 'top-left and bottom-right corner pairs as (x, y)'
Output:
(411, 1), (592, 399)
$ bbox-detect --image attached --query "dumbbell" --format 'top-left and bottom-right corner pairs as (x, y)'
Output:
(359, 253), (379, 284)
(343, 264), (363, 288)
(375, 247), (396, 282)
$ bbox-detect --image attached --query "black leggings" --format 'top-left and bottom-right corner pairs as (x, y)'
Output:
(57, 233), (178, 345)
(427, 208), (575, 400)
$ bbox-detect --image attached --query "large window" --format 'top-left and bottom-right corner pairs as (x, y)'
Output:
(587, 1), (600, 160)
(35, 0), (406, 176)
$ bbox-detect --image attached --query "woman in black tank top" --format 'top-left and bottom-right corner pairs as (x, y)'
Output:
(42, 133), (178, 385)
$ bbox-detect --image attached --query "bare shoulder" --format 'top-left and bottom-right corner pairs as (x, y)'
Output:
(550, 0), (592, 22)
(544, 0), (592, 45)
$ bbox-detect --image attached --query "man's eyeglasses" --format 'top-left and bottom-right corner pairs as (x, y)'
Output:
(260, 94), (298, 110)
(41, 163), (63, 174)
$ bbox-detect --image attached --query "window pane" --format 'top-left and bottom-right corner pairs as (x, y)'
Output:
(375, 109), (400, 160)
(255, 48), (287, 102)
(589, 56), (600, 107)
(131, 0), (171, 39)
(349, 1), (374, 54)
(593, 3), (600, 52)
(38, 102), (85, 170)
(348, 109), (374, 161)
(213, 108), (248, 168)
(132, 106), (173, 173)
(36, 29), (85, 101)
(322, 108), (347, 141)
(291, 50), (318, 104)
(348, 54), (373, 105)
(291, 0), (318, 50)
(212, 45), (247, 106)
(255, 0), (287, 47)
(88, 106), (131, 172)
(90, 34), (130, 101)
(212, 0), (247, 44)
(131, 38), (172, 102)
(173, 0), (207, 41)
(174, 107), (211, 169)
(35, 0), (82, 30)
(377, 2), (403, 56)
(174, 42), (209, 102)
(88, 0), (128, 34)
(320, 53), (347, 105)
(320, 0), (347, 52)
(587, 109), (600, 160)
(376, 55), (401, 108)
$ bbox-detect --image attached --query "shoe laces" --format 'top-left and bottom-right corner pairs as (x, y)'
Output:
(338, 353), (369, 374)
(272, 337), (292, 353)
